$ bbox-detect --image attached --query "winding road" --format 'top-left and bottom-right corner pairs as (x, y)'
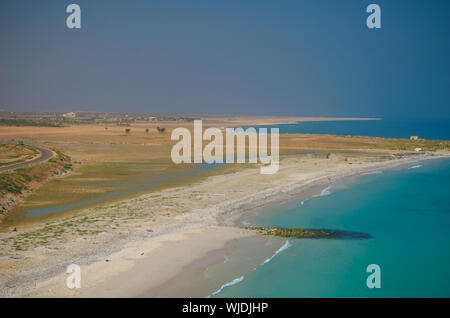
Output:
(0, 144), (54, 173)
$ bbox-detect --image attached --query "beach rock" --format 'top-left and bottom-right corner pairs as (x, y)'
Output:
(312, 153), (331, 159)
(9, 227), (17, 232)
(245, 226), (372, 240)
(10, 255), (24, 260)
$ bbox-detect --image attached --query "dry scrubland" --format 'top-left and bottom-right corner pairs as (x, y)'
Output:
(0, 116), (449, 297)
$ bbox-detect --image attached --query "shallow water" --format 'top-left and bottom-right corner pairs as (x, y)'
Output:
(4, 162), (222, 226)
(214, 158), (450, 297)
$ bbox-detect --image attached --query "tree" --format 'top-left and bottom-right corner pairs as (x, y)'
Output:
(125, 128), (131, 134)
(157, 127), (165, 133)
(145, 128), (149, 133)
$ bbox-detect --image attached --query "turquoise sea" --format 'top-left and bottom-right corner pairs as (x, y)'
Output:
(214, 158), (450, 297)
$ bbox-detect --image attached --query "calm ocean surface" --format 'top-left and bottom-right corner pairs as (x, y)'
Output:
(246, 117), (450, 140)
(215, 158), (450, 297)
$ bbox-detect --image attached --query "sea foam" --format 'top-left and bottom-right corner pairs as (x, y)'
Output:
(208, 240), (291, 297)
(262, 240), (291, 265)
(314, 186), (331, 197)
(363, 170), (383, 175)
(209, 276), (245, 297)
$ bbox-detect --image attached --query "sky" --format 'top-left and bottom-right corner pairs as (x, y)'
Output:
(0, 0), (449, 118)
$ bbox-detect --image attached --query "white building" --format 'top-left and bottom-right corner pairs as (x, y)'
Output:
(62, 112), (76, 118)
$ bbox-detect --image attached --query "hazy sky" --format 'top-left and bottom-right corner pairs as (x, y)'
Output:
(1, 0), (449, 118)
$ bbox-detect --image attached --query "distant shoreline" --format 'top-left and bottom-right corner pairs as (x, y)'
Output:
(0, 113), (380, 129)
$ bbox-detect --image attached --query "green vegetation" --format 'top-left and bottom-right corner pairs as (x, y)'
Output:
(341, 136), (450, 152)
(0, 144), (39, 167)
(54, 150), (71, 162)
(0, 160), (25, 167)
(0, 150), (71, 215)
(0, 119), (62, 127)
(0, 215), (106, 253)
(0, 172), (29, 194)
(156, 116), (196, 122)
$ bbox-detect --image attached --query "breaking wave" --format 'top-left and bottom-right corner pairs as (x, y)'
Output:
(208, 240), (291, 297)
(209, 276), (245, 297)
(262, 240), (291, 265)
(314, 186), (331, 197)
(363, 170), (383, 175)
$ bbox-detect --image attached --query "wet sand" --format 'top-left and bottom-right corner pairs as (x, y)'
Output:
(28, 225), (284, 298)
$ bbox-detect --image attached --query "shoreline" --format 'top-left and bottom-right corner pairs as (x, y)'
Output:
(30, 225), (283, 298)
(1, 152), (449, 297)
(225, 153), (448, 226)
(230, 153), (447, 228)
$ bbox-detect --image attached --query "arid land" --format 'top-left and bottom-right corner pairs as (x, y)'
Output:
(0, 115), (449, 297)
